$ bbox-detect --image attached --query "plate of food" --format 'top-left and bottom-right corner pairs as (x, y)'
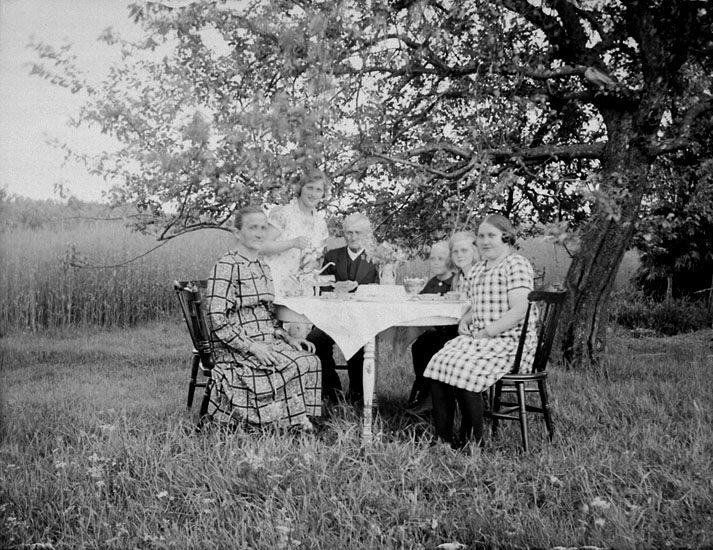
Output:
(352, 295), (404, 302)
(443, 291), (465, 302)
(320, 292), (352, 300)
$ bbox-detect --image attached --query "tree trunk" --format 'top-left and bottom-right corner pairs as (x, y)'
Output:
(560, 113), (650, 368)
(561, 212), (637, 367)
(665, 275), (673, 302)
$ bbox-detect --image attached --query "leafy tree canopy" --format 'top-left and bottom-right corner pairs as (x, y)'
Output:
(634, 115), (713, 299)
(31, 0), (713, 365)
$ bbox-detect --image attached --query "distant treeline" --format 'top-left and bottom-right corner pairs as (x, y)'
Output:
(0, 193), (136, 231)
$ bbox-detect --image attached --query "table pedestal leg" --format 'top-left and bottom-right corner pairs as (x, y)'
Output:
(362, 338), (376, 445)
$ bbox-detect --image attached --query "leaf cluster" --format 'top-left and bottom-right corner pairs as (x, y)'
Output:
(28, 0), (713, 249)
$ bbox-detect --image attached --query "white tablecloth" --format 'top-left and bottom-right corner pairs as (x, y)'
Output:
(274, 296), (469, 359)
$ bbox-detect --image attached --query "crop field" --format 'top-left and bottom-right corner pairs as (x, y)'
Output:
(0, 221), (235, 332)
(0, 219), (639, 333)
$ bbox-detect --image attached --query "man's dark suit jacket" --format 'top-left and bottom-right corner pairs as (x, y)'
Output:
(322, 246), (379, 287)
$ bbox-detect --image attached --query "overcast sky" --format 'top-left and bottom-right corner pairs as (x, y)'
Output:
(0, 0), (141, 202)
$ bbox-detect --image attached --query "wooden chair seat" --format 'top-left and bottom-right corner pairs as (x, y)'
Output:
(485, 287), (567, 451)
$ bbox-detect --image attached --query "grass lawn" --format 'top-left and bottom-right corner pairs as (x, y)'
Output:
(1, 321), (712, 550)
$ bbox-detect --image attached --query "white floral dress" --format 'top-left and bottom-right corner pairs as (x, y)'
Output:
(266, 199), (329, 297)
(423, 254), (537, 393)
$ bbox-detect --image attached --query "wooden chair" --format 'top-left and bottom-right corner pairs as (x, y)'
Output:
(485, 287), (568, 451)
(173, 280), (214, 420)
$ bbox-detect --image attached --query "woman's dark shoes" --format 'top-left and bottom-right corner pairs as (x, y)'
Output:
(347, 391), (364, 406)
(406, 383), (425, 405)
(405, 392), (432, 416)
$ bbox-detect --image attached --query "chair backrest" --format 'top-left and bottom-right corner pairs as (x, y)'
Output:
(173, 280), (214, 371)
(512, 286), (568, 374)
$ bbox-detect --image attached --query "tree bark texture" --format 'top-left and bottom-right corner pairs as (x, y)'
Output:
(561, 111), (650, 367)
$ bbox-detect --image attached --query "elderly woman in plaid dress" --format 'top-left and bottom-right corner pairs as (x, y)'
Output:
(424, 214), (537, 448)
(206, 206), (322, 431)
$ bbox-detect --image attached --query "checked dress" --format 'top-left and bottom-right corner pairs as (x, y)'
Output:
(423, 253), (537, 393)
(205, 250), (322, 427)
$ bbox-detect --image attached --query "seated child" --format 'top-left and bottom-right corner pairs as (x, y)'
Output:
(405, 241), (456, 412)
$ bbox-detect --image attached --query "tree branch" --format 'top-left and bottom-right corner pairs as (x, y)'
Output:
(367, 153), (452, 178)
(521, 65), (586, 80)
(456, 143), (605, 163)
(407, 142), (472, 159)
(70, 240), (171, 269)
(501, 0), (563, 50)
(648, 99), (713, 156)
(366, 142), (605, 177)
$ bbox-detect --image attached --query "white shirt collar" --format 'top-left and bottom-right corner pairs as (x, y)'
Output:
(347, 248), (364, 261)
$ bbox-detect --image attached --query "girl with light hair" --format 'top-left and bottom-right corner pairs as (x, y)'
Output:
(407, 233), (479, 414)
(262, 167), (331, 297)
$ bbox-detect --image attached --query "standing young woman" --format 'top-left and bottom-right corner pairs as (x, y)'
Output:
(206, 206), (322, 431)
(263, 168), (330, 298)
(424, 215), (537, 448)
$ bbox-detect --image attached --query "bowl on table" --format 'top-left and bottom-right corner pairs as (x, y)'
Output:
(333, 280), (359, 295)
(403, 277), (427, 295)
(417, 294), (442, 301)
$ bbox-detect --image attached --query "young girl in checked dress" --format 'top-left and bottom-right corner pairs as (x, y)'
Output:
(206, 206), (322, 431)
(406, 234), (479, 414)
(424, 215), (537, 448)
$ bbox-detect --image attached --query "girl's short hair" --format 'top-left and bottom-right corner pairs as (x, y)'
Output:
(233, 205), (266, 230)
(429, 240), (453, 269)
(481, 214), (517, 245)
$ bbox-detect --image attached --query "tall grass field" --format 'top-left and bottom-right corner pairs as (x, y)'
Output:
(0, 218), (639, 333)
(0, 221), (236, 332)
(1, 322), (711, 549)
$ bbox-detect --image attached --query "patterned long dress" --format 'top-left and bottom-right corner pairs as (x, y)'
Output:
(423, 253), (537, 393)
(205, 250), (322, 427)
(266, 199), (329, 297)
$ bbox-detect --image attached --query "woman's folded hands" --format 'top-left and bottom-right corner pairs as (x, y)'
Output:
(248, 341), (278, 367)
(286, 335), (316, 354)
(247, 338), (316, 368)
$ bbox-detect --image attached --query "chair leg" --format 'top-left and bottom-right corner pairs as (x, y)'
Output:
(491, 382), (502, 437)
(187, 352), (200, 409)
(481, 390), (490, 412)
(198, 376), (213, 420)
(538, 379), (554, 442)
(516, 382), (529, 452)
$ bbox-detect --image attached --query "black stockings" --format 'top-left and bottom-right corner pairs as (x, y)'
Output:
(430, 380), (484, 446)
(430, 380), (456, 443)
